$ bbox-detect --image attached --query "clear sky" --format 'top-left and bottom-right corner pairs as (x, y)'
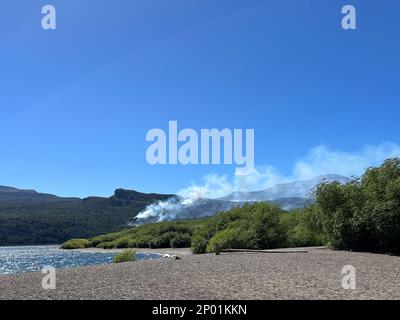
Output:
(0, 0), (399, 198)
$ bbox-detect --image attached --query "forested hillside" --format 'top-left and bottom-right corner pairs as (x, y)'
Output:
(0, 188), (173, 245)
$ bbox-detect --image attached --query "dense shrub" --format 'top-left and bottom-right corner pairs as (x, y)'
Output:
(63, 203), (323, 254)
(134, 235), (155, 248)
(207, 227), (250, 252)
(65, 220), (204, 250)
(191, 235), (208, 254)
(192, 203), (298, 253)
(170, 233), (192, 248)
(60, 239), (90, 249)
(315, 158), (400, 254)
(114, 237), (131, 248)
(248, 204), (287, 249)
(282, 209), (324, 247)
(96, 241), (117, 249)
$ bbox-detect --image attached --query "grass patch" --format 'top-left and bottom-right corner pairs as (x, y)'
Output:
(113, 249), (136, 263)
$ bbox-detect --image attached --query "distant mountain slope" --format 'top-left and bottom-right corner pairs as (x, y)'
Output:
(132, 196), (315, 225)
(132, 175), (350, 224)
(220, 175), (350, 202)
(0, 187), (173, 246)
(0, 186), (79, 202)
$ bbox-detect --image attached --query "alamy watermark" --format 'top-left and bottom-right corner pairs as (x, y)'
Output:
(41, 5), (56, 30)
(39, 4), (356, 31)
(342, 5), (357, 30)
(42, 266), (56, 290)
(146, 121), (255, 173)
(341, 265), (356, 290)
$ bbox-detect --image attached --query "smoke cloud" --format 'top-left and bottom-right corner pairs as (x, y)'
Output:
(134, 142), (400, 222)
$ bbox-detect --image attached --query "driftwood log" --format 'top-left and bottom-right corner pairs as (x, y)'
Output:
(222, 248), (308, 253)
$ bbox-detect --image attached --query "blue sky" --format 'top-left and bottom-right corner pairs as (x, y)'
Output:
(0, 0), (399, 198)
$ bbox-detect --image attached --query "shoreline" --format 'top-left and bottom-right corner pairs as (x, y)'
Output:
(68, 246), (329, 256)
(68, 247), (193, 256)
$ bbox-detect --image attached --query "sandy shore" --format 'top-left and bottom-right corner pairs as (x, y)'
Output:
(1, 247), (399, 300)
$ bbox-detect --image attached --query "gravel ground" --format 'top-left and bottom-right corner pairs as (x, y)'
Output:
(0, 248), (399, 300)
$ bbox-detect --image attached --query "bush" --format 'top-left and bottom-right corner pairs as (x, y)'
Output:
(113, 249), (136, 263)
(60, 239), (90, 249)
(286, 224), (321, 247)
(114, 237), (130, 248)
(192, 203), (290, 253)
(314, 158), (400, 254)
(149, 236), (170, 249)
(96, 241), (116, 249)
(170, 233), (191, 248)
(282, 209), (324, 247)
(314, 182), (358, 249)
(191, 235), (208, 254)
(248, 204), (287, 249)
(89, 233), (120, 247)
(206, 227), (249, 252)
(135, 235), (155, 248)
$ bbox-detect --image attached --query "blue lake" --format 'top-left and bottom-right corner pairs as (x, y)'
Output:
(0, 245), (161, 275)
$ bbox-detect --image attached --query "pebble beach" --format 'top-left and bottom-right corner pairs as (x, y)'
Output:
(1, 247), (399, 300)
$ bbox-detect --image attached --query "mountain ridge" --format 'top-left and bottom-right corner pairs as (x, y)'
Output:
(0, 186), (174, 246)
(0, 185), (173, 204)
(220, 174), (350, 202)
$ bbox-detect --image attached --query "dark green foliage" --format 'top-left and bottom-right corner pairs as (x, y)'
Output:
(191, 235), (208, 254)
(314, 158), (400, 254)
(62, 203), (323, 254)
(282, 208), (324, 247)
(193, 203), (314, 253)
(60, 238), (90, 249)
(114, 237), (131, 248)
(170, 233), (192, 248)
(207, 227), (250, 253)
(0, 189), (172, 246)
(77, 220), (206, 249)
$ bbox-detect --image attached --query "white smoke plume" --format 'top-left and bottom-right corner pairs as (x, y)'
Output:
(134, 197), (185, 222)
(134, 142), (400, 223)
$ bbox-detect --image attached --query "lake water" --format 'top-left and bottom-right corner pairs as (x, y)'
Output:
(0, 245), (161, 275)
